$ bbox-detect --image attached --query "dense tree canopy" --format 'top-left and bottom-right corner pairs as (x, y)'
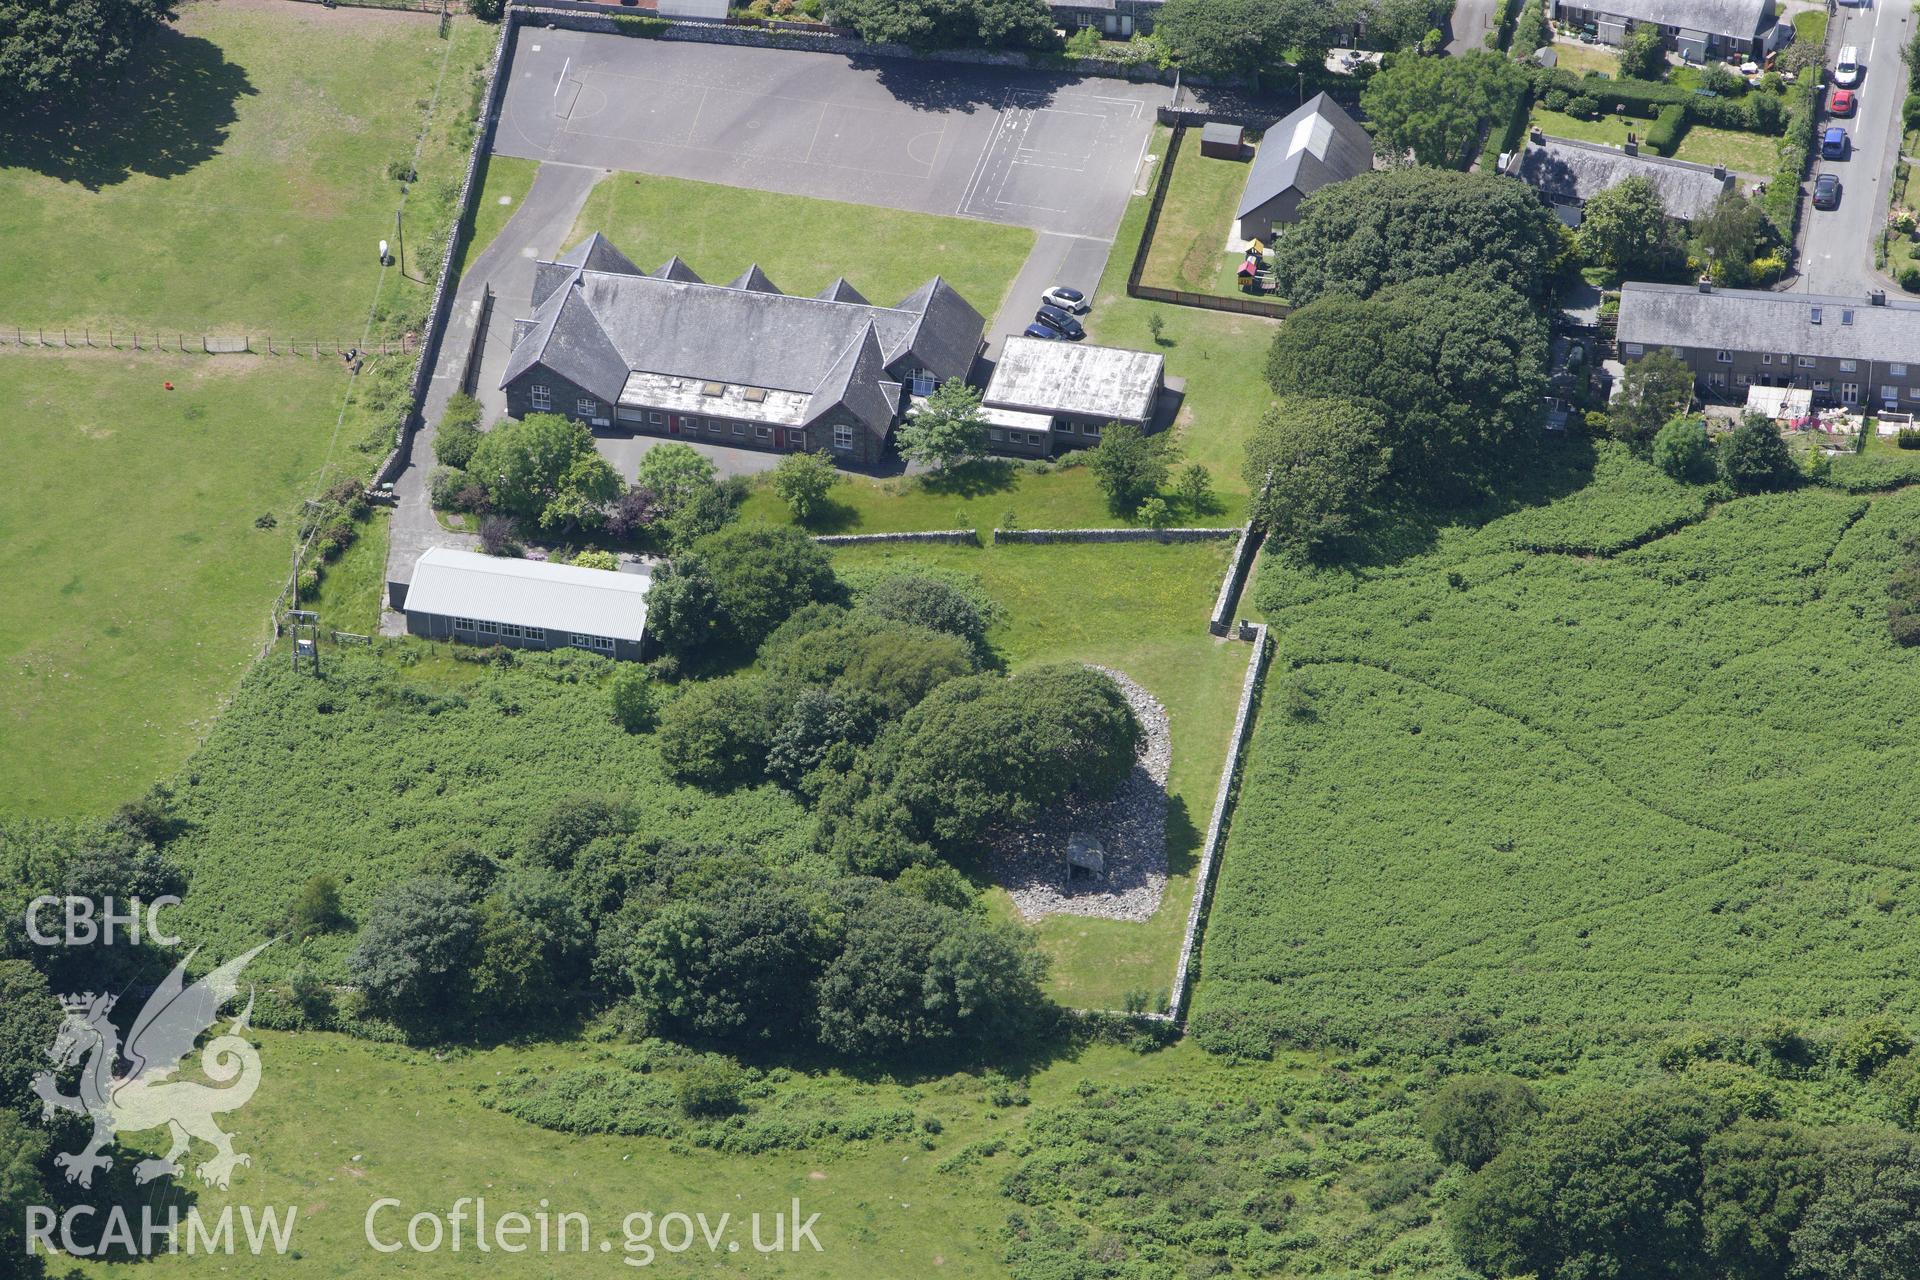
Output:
(814, 892), (1047, 1058)
(1244, 397), (1390, 559)
(817, 665), (1138, 872)
(822, 0), (1055, 51)
(1452, 1087), (1728, 1279)
(1088, 423), (1174, 514)
(468, 413), (621, 532)
(0, 960), (58, 1117)
(1359, 50), (1530, 169)
(1151, 0), (1337, 80)
(347, 875), (480, 1023)
(895, 379), (987, 473)
(0, 0), (177, 111)
(1271, 167), (1567, 306)
(1723, 415), (1797, 492)
(1265, 272), (1548, 491)
(1421, 1075), (1542, 1172)
(1577, 175), (1677, 274)
(649, 526), (840, 659)
(626, 884), (825, 1046)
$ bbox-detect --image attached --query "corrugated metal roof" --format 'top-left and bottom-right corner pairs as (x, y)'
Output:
(404, 548), (653, 641)
(984, 337), (1164, 422)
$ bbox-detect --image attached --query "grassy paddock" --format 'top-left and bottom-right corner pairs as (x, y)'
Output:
(826, 539), (1246, 1009)
(568, 171), (1035, 319)
(0, 5), (493, 334)
(0, 349), (352, 817)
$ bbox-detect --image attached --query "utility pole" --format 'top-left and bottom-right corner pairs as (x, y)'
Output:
(394, 208), (407, 281)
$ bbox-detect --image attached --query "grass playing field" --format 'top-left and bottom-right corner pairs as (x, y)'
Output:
(0, 3), (494, 817)
(0, 3), (492, 335)
(0, 348), (351, 817)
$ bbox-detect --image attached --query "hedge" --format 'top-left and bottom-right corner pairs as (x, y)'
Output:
(1646, 104), (1687, 156)
(1529, 68), (1789, 135)
(1762, 68), (1820, 239)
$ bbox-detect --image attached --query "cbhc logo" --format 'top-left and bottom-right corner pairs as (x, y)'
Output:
(25, 897), (182, 947)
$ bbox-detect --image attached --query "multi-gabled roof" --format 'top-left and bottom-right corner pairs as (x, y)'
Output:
(1553, 0), (1771, 41)
(503, 237), (985, 438)
(1237, 92), (1374, 219)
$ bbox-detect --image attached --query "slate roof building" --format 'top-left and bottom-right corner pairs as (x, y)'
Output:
(980, 336), (1166, 456)
(401, 547), (654, 660)
(1549, 0), (1783, 60)
(1507, 134), (1735, 226)
(501, 234), (986, 469)
(1616, 281), (1920, 413)
(1235, 93), (1374, 241)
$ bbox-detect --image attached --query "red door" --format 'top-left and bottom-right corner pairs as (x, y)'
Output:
(667, 416), (680, 436)
(773, 428), (786, 449)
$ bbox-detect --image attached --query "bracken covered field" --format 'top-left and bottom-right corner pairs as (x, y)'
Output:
(1198, 448), (1920, 1068)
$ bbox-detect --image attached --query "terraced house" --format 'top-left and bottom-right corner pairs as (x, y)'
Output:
(1617, 281), (1920, 413)
(1549, 0), (1785, 60)
(501, 234), (985, 469)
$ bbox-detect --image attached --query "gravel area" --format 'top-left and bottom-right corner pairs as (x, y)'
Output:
(982, 666), (1170, 923)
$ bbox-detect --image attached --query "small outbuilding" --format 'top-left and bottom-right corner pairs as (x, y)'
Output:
(982, 336), (1166, 455)
(401, 547), (653, 660)
(1199, 121), (1246, 160)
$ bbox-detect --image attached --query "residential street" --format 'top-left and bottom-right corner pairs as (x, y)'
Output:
(1798, 0), (1914, 297)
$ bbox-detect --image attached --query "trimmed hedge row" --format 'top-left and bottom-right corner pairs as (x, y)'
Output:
(1531, 67), (1789, 136)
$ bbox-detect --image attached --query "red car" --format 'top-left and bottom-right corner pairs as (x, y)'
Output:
(1828, 88), (1857, 116)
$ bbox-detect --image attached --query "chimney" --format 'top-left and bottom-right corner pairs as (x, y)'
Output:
(1698, 276), (1713, 293)
(1529, 126), (1545, 145)
(1624, 132), (1637, 156)
(1871, 289), (1888, 306)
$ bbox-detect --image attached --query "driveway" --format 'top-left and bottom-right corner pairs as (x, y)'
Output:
(1797, 0), (1915, 298)
(1447, 0), (1505, 54)
(494, 30), (1162, 238)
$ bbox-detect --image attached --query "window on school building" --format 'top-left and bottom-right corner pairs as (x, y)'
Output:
(834, 425), (853, 450)
(530, 385), (552, 411)
(570, 633), (614, 652)
(577, 398), (598, 417)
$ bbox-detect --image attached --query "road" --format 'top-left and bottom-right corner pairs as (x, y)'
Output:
(1448, 0), (1506, 55)
(1799, 0), (1914, 298)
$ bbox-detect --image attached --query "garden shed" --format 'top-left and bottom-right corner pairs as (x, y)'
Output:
(1199, 122), (1245, 160)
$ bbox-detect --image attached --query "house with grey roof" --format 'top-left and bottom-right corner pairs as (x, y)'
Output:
(1616, 281), (1920, 413)
(401, 547), (653, 660)
(501, 234), (986, 469)
(1550, 0), (1783, 60)
(1046, 0), (1162, 38)
(1507, 133), (1735, 227)
(1235, 93), (1374, 242)
(980, 337), (1166, 456)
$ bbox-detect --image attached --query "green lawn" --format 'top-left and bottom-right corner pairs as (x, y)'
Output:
(454, 152), (540, 278)
(1551, 39), (1621, 77)
(0, 4), (493, 334)
(1138, 132), (1255, 299)
(736, 456), (1231, 534)
(1083, 132), (1281, 513)
(307, 507), (392, 637)
(1529, 106), (1779, 175)
(0, 349), (351, 817)
(826, 539), (1247, 1009)
(568, 171), (1035, 320)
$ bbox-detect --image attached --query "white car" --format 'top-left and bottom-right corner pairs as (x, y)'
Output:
(1834, 45), (1863, 87)
(1041, 285), (1089, 314)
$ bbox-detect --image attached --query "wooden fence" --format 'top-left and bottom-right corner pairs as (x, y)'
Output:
(1126, 124), (1292, 321)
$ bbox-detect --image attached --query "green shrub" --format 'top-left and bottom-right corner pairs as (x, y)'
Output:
(612, 13), (669, 36)
(1422, 1076), (1543, 1170)
(1835, 1016), (1913, 1076)
(428, 465), (470, 510)
(676, 1059), (746, 1117)
(1567, 95), (1599, 120)
(1543, 86), (1570, 112)
(1900, 264), (1920, 294)
(608, 665), (657, 734)
(1898, 430), (1920, 451)
(570, 549), (618, 571)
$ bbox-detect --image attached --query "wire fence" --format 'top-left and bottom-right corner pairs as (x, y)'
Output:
(0, 326), (417, 358)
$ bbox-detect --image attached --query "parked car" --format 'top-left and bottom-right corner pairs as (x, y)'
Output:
(1834, 45), (1863, 87)
(1022, 322), (1062, 340)
(1828, 88), (1856, 116)
(1034, 305), (1085, 340)
(1813, 173), (1842, 209)
(1041, 285), (1089, 314)
(1822, 126), (1849, 159)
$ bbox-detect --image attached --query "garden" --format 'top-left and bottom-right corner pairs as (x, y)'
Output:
(1135, 125), (1266, 302)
